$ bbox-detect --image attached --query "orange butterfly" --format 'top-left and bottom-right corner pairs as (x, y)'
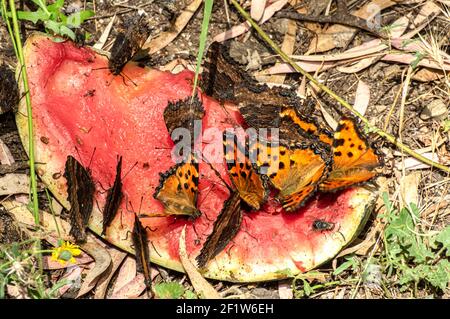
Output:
(223, 131), (269, 210)
(319, 117), (382, 192)
(153, 155), (201, 218)
(196, 131), (268, 267)
(255, 139), (331, 212)
(280, 107), (333, 145)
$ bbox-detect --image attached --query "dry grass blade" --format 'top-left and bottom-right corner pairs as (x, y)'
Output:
(142, 0), (202, 54)
(93, 15), (116, 50)
(179, 226), (221, 299)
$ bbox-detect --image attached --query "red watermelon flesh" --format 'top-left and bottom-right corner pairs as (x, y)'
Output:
(16, 34), (376, 282)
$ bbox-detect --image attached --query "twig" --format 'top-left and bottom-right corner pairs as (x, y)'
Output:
(230, 0), (450, 174)
(276, 0), (387, 38)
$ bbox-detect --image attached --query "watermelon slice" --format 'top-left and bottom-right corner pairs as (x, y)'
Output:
(16, 33), (377, 282)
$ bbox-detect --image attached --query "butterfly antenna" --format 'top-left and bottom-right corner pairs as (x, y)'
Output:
(200, 154), (232, 192)
(88, 147), (97, 169)
(122, 160), (138, 181)
(120, 71), (138, 87)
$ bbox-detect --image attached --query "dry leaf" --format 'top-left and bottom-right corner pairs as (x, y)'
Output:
(0, 174), (31, 196)
(320, 104), (338, 130)
(412, 0), (442, 26)
(143, 0), (202, 54)
(354, 80), (370, 116)
(95, 249), (127, 299)
(111, 256), (137, 296)
(306, 0), (396, 54)
(412, 68), (445, 82)
(0, 138), (14, 165)
(251, 0), (267, 21)
(2, 200), (71, 237)
(213, 0), (288, 42)
(56, 266), (83, 297)
(110, 273), (147, 299)
(395, 152), (442, 170)
(400, 171), (422, 206)
(179, 226), (221, 299)
(278, 280), (293, 299)
(76, 241), (112, 298)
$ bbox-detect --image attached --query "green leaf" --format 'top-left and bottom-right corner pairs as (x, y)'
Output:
(443, 120), (450, 133)
(59, 25), (75, 40)
(154, 282), (185, 299)
(427, 260), (450, 291)
(44, 19), (61, 35)
(435, 226), (450, 256)
(30, 0), (48, 12)
(46, 0), (64, 13)
(302, 280), (313, 296)
(17, 9), (49, 24)
(333, 256), (358, 275)
(67, 10), (94, 27)
(183, 290), (198, 299)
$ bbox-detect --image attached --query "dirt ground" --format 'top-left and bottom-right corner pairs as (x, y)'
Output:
(0, 0), (449, 299)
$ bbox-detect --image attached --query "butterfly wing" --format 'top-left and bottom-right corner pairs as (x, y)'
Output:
(196, 192), (242, 268)
(163, 96), (205, 145)
(280, 107), (333, 145)
(153, 159), (200, 218)
(320, 117), (382, 192)
(257, 142), (331, 212)
(64, 155), (95, 242)
(223, 131), (268, 210)
(102, 156), (124, 235)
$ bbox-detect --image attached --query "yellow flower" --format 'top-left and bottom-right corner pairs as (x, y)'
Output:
(51, 241), (82, 265)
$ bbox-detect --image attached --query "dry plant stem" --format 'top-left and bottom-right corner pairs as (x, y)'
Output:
(230, 0), (450, 174)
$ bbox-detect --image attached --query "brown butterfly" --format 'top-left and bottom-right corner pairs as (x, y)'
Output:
(196, 131), (268, 268)
(200, 42), (304, 130)
(319, 117), (382, 192)
(109, 14), (151, 75)
(102, 156), (124, 236)
(153, 156), (201, 218)
(163, 95), (205, 145)
(64, 155), (95, 243)
(132, 213), (153, 296)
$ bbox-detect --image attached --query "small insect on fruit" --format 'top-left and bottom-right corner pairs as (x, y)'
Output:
(312, 219), (335, 231)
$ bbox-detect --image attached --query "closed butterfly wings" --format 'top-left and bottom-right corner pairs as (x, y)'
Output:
(320, 117), (382, 192)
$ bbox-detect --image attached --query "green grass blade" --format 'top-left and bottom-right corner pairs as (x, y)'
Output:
(191, 0), (214, 97)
